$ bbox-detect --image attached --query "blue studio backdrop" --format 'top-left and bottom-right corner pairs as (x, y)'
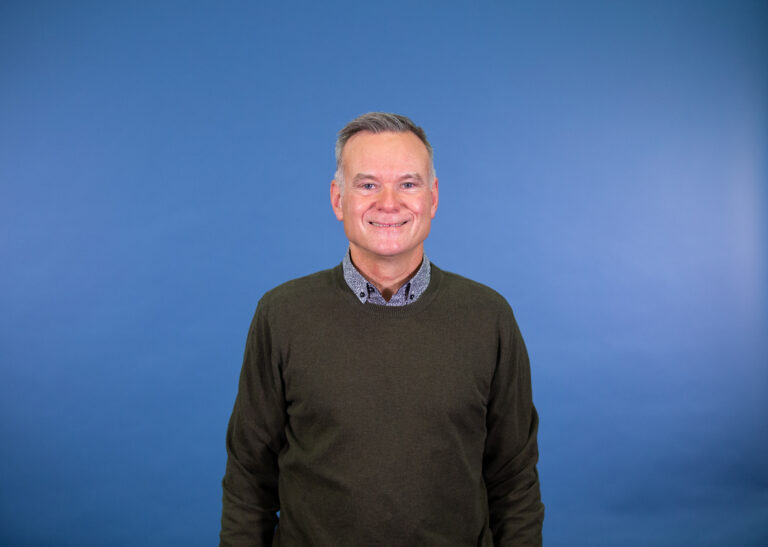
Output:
(1, 1), (766, 545)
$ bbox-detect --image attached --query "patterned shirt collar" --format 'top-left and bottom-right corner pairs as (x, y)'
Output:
(342, 248), (431, 306)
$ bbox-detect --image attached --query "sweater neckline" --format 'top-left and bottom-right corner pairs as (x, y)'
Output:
(332, 262), (444, 318)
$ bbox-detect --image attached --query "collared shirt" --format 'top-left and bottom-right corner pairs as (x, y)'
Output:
(342, 249), (431, 306)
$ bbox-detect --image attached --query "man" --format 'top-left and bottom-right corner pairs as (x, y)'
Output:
(221, 113), (544, 546)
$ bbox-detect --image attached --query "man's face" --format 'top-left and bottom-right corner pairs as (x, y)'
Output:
(331, 131), (439, 268)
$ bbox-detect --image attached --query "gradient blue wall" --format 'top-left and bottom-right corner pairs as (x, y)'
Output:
(1, 1), (766, 545)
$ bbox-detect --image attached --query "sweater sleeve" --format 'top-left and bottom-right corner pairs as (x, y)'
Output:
(483, 308), (544, 546)
(221, 299), (287, 546)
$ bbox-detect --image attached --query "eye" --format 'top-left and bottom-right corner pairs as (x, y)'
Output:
(402, 182), (417, 189)
(361, 183), (376, 190)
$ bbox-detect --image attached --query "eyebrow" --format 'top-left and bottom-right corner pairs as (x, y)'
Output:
(399, 173), (424, 182)
(351, 173), (376, 183)
(351, 173), (424, 183)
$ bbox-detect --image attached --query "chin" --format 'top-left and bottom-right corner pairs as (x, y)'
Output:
(377, 244), (419, 258)
(371, 248), (404, 257)
(355, 243), (402, 257)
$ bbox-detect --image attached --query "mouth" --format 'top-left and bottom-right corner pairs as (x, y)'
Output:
(369, 221), (407, 228)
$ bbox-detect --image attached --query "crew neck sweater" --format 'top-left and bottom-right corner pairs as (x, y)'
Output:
(221, 264), (544, 546)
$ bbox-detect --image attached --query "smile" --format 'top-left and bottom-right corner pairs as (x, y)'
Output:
(369, 221), (407, 227)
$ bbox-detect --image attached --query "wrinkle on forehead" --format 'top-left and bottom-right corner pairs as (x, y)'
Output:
(341, 131), (434, 186)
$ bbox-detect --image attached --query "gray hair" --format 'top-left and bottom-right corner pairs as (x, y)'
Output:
(334, 112), (436, 188)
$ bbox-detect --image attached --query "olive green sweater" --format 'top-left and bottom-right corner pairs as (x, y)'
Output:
(221, 264), (543, 546)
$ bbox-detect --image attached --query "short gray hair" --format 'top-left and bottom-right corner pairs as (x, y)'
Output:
(334, 112), (436, 187)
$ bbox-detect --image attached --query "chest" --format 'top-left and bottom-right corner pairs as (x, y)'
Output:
(275, 309), (500, 435)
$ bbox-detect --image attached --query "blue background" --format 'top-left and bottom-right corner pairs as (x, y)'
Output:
(1, 1), (766, 545)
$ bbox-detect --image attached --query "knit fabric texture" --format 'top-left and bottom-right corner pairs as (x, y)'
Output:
(221, 264), (544, 546)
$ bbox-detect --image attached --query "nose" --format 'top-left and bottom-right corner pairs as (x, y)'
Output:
(376, 185), (399, 211)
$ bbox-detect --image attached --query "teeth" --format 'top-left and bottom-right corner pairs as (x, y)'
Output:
(371, 222), (405, 227)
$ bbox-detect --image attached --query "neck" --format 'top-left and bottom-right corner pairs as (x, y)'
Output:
(349, 246), (424, 301)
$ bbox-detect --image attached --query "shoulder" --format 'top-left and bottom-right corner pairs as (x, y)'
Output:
(434, 266), (513, 314)
(254, 266), (341, 322)
(262, 266), (338, 302)
(432, 266), (522, 337)
(433, 266), (527, 347)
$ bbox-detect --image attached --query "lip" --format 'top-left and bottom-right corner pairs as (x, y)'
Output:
(369, 221), (408, 228)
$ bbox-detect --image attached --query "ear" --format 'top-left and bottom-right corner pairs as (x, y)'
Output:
(429, 177), (439, 218)
(330, 179), (344, 221)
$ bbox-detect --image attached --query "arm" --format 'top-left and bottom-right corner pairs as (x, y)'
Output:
(221, 299), (287, 546)
(483, 308), (544, 546)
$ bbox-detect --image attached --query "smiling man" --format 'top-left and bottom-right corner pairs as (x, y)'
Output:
(331, 128), (438, 304)
(221, 113), (544, 546)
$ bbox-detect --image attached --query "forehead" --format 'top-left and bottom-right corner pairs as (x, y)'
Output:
(342, 131), (430, 176)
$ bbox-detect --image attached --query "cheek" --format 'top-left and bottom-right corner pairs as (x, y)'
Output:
(417, 198), (434, 215)
(352, 200), (374, 216)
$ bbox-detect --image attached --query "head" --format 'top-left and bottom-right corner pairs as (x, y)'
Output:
(334, 112), (436, 195)
(330, 112), (439, 270)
